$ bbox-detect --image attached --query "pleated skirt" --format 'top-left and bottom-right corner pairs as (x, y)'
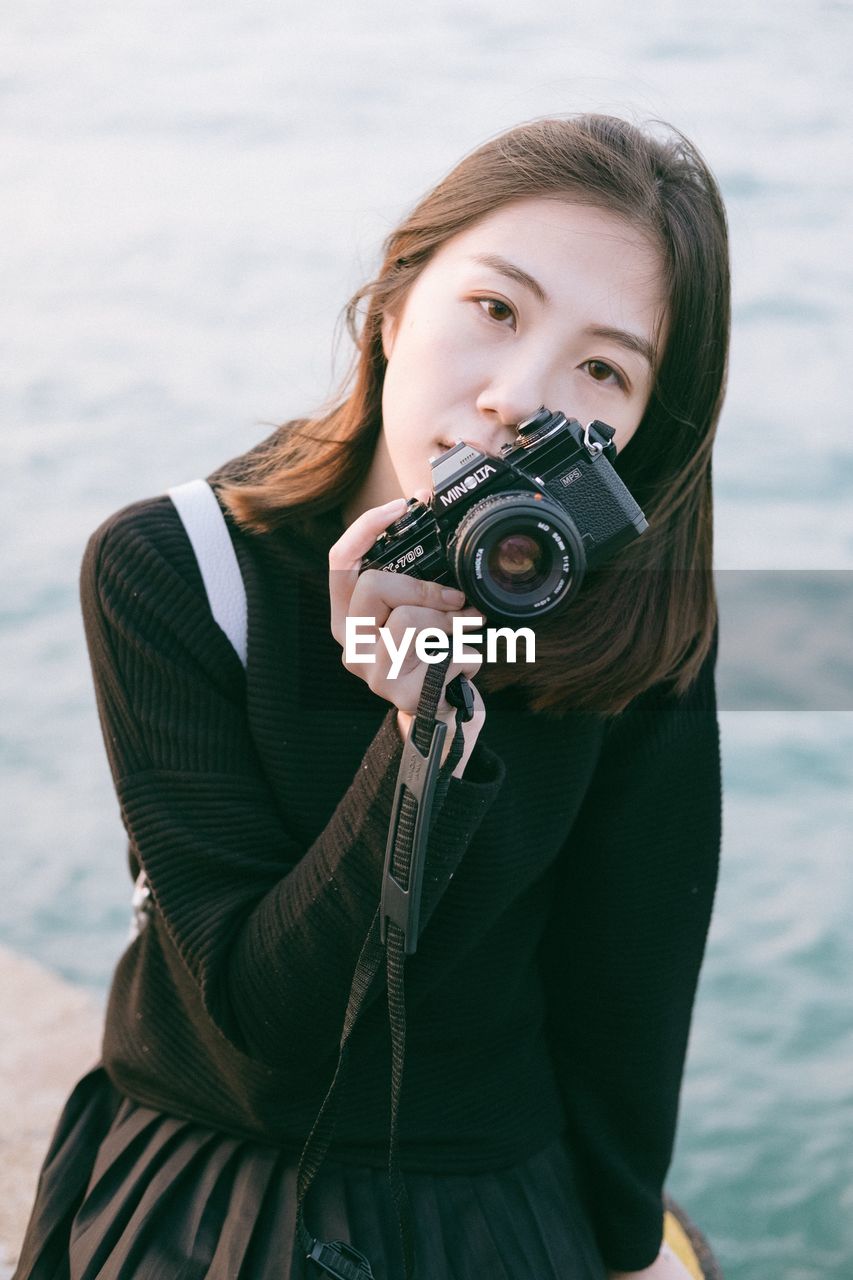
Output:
(14, 1065), (607, 1280)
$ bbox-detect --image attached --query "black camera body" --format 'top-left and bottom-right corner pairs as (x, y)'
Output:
(360, 408), (648, 622)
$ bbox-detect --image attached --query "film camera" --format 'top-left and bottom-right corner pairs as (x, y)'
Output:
(360, 408), (648, 623)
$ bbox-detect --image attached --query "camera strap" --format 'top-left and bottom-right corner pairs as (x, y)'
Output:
(297, 656), (473, 1280)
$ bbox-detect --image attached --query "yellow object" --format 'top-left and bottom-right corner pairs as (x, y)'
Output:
(663, 1209), (704, 1280)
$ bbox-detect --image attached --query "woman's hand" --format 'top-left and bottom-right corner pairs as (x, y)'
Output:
(328, 494), (486, 776)
(609, 1242), (696, 1280)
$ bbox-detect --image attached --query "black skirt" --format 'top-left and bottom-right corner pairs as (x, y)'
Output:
(14, 1065), (607, 1280)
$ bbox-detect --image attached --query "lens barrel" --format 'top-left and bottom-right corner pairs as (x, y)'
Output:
(447, 492), (586, 620)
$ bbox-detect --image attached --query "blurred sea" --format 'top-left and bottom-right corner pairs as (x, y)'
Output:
(2, 3), (852, 1277)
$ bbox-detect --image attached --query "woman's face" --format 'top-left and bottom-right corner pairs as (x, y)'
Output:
(350, 197), (667, 518)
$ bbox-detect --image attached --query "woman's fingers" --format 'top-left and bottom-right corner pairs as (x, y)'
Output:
(359, 609), (484, 714)
(366, 604), (481, 675)
(328, 497), (409, 634)
(331, 568), (468, 649)
(352, 569), (463, 628)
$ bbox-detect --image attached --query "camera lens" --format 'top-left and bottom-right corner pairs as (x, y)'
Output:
(448, 492), (586, 621)
(488, 532), (548, 591)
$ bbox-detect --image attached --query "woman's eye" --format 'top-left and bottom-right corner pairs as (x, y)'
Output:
(478, 298), (516, 327)
(583, 359), (625, 389)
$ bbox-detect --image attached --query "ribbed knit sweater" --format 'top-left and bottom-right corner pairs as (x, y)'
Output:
(80, 477), (721, 1273)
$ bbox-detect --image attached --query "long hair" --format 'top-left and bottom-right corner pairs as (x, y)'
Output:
(215, 114), (730, 717)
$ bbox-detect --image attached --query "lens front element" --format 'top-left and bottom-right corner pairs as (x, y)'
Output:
(488, 532), (548, 592)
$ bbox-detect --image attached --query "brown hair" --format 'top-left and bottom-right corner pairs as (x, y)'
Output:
(216, 114), (730, 717)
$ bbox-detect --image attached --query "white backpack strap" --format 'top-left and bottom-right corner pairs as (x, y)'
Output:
(129, 479), (248, 942)
(167, 479), (248, 669)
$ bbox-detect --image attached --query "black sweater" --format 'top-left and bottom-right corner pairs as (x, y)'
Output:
(81, 481), (721, 1273)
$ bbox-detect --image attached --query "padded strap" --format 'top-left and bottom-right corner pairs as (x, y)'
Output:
(167, 479), (248, 669)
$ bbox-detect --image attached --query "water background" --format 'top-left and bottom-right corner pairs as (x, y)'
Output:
(2, 3), (852, 1276)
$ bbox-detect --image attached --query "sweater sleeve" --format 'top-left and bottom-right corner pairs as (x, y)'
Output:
(538, 630), (721, 1273)
(82, 500), (505, 1070)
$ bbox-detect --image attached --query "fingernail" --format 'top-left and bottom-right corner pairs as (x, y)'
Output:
(442, 587), (466, 605)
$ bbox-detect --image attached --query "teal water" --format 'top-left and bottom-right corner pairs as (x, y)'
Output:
(2, 4), (852, 1276)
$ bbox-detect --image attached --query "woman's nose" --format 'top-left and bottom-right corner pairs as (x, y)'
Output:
(475, 359), (554, 437)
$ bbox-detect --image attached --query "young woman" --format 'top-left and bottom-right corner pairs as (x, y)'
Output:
(15, 114), (729, 1280)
